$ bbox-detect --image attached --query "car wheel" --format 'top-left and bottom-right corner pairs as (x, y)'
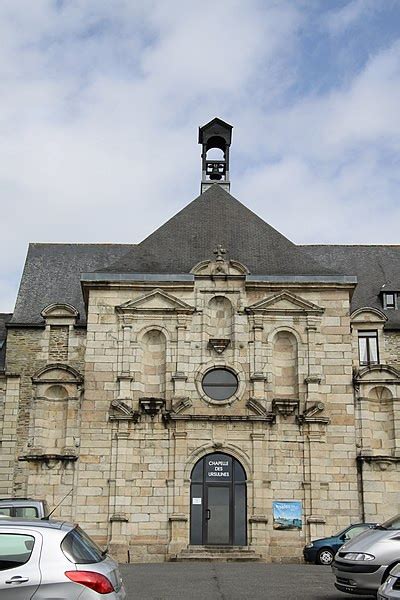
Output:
(316, 548), (334, 565)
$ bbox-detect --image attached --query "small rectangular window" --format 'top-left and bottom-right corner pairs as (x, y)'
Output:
(358, 331), (379, 365)
(384, 293), (397, 309)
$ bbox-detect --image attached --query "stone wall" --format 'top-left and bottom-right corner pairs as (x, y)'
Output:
(2, 325), (86, 518)
(384, 331), (400, 369)
(71, 279), (361, 562)
(2, 275), (399, 562)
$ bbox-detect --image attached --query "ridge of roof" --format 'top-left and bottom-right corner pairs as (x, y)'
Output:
(302, 244), (400, 248)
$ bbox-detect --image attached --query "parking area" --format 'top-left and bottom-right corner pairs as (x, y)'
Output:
(120, 563), (373, 600)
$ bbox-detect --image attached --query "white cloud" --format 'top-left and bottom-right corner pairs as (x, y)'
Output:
(0, 1), (400, 312)
(322, 0), (380, 35)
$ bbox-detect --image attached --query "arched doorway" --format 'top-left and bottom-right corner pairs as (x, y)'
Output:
(190, 453), (247, 546)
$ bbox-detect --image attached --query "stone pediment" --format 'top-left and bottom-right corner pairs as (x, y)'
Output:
(191, 259), (249, 277)
(354, 364), (400, 384)
(41, 303), (79, 318)
(351, 307), (387, 324)
(245, 291), (324, 315)
(116, 289), (195, 314)
(40, 303), (79, 325)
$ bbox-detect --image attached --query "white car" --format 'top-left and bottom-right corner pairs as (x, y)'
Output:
(378, 563), (400, 599)
(0, 519), (126, 599)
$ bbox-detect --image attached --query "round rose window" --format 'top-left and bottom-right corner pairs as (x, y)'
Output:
(202, 368), (238, 401)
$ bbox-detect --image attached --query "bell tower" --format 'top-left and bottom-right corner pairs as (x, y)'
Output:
(198, 118), (233, 194)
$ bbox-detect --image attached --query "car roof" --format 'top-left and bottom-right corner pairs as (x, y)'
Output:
(0, 498), (46, 504)
(348, 522), (376, 526)
(0, 518), (75, 531)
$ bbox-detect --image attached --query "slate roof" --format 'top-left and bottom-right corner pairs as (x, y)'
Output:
(11, 244), (134, 325)
(0, 313), (12, 371)
(98, 185), (337, 276)
(8, 185), (400, 329)
(304, 245), (400, 329)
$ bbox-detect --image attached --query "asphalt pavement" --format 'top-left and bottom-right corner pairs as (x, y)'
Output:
(120, 563), (374, 600)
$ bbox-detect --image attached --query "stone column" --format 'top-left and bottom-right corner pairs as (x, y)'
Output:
(249, 429), (269, 558)
(0, 375), (20, 496)
(121, 325), (132, 375)
(392, 386), (400, 457)
(172, 317), (188, 398)
(168, 428), (188, 557)
(250, 317), (266, 400)
(305, 321), (321, 407)
(109, 428), (130, 562)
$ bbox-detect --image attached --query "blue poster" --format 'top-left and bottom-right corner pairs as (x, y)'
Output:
(273, 501), (302, 530)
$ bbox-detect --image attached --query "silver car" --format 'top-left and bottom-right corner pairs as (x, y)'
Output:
(378, 563), (400, 599)
(332, 513), (400, 595)
(0, 519), (126, 599)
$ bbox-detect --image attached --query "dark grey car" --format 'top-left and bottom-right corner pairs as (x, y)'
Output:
(332, 513), (400, 595)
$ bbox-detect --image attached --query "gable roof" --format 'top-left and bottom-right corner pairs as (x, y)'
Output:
(9, 187), (400, 329)
(11, 244), (134, 325)
(98, 185), (337, 277)
(303, 245), (400, 329)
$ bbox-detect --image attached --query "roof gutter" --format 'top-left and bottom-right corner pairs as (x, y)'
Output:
(247, 275), (357, 284)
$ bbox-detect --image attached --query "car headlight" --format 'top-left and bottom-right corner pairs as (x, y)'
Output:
(305, 543), (314, 549)
(343, 552), (375, 561)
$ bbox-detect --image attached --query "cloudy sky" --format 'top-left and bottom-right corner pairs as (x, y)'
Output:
(1, 0), (400, 312)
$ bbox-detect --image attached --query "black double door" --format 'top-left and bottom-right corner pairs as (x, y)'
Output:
(190, 453), (247, 546)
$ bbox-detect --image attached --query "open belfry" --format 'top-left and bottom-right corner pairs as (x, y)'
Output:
(0, 119), (399, 562)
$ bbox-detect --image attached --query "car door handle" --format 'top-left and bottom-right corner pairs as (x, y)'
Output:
(206, 509), (211, 520)
(5, 576), (29, 584)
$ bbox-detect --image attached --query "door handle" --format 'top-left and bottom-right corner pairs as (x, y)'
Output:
(5, 576), (29, 584)
(206, 509), (211, 520)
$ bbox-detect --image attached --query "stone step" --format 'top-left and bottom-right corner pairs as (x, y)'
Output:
(173, 545), (263, 562)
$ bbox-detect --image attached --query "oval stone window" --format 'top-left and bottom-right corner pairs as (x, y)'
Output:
(202, 368), (238, 401)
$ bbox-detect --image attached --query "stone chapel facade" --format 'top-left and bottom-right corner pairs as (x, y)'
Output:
(0, 119), (400, 562)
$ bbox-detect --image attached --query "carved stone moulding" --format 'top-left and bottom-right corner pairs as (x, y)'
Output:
(208, 338), (230, 354)
(307, 516), (326, 524)
(272, 398), (299, 418)
(357, 454), (400, 471)
(109, 399), (140, 422)
(172, 398), (192, 414)
(246, 398), (276, 423)
(110, 513), (129, 523)
(249, 515), (268, 524)
(19, 451), (78, 463)
(139, 397), (165, 418)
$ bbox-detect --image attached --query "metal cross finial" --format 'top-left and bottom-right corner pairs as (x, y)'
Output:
(213, 245), (226, 262)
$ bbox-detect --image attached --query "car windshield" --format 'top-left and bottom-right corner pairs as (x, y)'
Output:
(334, 524), (366, 538)
(334, 527), (350, 538)
(380, 514), (400, 530)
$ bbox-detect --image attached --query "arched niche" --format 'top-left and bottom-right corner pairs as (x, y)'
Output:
(29, 364), (82, 455)
(141, 329), (167, 396)
(367, 386), (395, 455)
(207, 296), (233, 340)
(272, 330), (298, 398)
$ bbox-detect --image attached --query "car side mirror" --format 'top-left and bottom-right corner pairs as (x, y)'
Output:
(340, 534), (349, 542)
